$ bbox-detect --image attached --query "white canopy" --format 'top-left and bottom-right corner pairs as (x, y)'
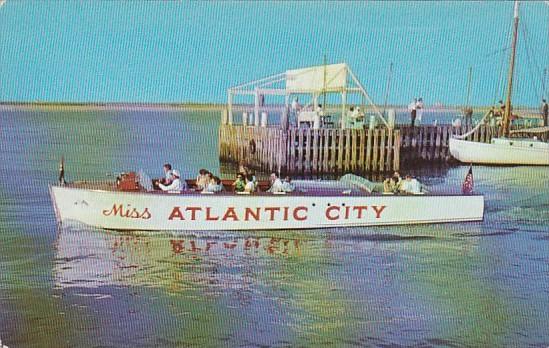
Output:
(286, 63), (348, 93)
(227, 62), (388, 128)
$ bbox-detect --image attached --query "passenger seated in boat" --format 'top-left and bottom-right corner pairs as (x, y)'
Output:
(249, 169), (258, 190)
(400, 175), (422, 194)
(392, 172), (404, 191)
(267, 172), (284, 193)
(204, 175), (223, 193)
(244, 174), (255, 193)
(159, 169), (186, 193)
(383, 177), (396, 193)
(153, 163), (174, 189)
(196, 169), (210, 190)
(282, 176), (295, 192)
(214, 176), (224, 192)
(233, 173), (246, 193)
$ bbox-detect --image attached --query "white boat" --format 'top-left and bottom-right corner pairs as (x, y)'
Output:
(449, 1), (549, 165)
(449, 137), (549, 165)
(49, 176), (484, 231)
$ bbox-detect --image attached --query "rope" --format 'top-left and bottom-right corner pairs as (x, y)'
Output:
(452, 109), (492, 139)
(521, 22), (543, 102)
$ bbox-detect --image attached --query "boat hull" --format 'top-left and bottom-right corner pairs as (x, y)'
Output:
(49, 185), (484, 231)
(449, 137), (549, 165)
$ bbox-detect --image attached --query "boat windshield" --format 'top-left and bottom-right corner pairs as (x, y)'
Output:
(137, 169), (153, 191)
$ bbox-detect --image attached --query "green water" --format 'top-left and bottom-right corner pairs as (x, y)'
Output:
(0, 109), (548, 347)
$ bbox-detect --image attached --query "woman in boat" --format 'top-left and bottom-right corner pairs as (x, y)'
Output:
(400, 175), (423, 194)
(383, 176), (400, 194)
(282, 176), (295, 193)
(233, 173), (246, 193)
(203, 175), (223, 193)
(196, 169), (210, 190)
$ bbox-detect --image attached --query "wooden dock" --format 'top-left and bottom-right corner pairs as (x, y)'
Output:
(398, 124), (500, 166)
(219, 124), (506, 174)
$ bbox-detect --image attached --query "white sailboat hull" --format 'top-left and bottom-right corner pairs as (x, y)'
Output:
(449, 137), (549, 165)
(49, 185), (484, 231)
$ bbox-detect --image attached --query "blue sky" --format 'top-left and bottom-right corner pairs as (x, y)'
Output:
(0, 1), (547, 106)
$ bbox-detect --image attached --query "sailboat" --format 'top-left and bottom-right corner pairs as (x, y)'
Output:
(449, 1), (549, 165)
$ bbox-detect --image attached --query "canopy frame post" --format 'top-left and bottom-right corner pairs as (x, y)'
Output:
(227, 89), (234, 125)
(341, 90), (347, 129)
(254, 88), (260, 126)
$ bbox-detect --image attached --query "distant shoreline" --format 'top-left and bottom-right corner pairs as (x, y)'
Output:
(0, 101), (540, 113)
(0, 101), (226, 112)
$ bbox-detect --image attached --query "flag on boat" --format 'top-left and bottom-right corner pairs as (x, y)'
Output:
(462, 165), (474, 194)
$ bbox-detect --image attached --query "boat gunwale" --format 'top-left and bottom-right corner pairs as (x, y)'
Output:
(49, 183), (483, 198)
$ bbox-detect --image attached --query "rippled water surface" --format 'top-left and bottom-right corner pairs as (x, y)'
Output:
(1, 109), (548, 347)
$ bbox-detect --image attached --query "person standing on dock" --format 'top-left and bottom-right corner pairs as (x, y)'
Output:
(408, 98), (417, 127)
(464, 106), (473, 128)
(542, 99), (548, 127)
(416, 98), (424, 125)
(291, 97), (300, 126)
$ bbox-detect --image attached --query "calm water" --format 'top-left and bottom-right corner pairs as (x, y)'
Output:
(1, 109), (548, 347)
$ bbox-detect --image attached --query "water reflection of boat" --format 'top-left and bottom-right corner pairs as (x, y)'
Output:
(49, 173), (484, 231)
(53, 226), (304, 290)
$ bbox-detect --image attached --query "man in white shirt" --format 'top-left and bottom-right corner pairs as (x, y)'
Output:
(159, 169), (186, 192)
(267, 172), (284, 193)
(162, 163), (174, 184)
(416, 98), (424, 125)
(408, 98), (417, 127)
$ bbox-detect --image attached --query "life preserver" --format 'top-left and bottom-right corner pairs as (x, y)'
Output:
(249, 139), (256, 155)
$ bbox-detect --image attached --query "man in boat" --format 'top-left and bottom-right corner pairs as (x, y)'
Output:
(158, 169), (186, 192)
(153, 163), (174, 190)
(267, 172), (284, 193)
(542, 99), (548, 127)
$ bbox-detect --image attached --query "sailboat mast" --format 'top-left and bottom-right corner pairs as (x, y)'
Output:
(501, 1), (519, 137)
